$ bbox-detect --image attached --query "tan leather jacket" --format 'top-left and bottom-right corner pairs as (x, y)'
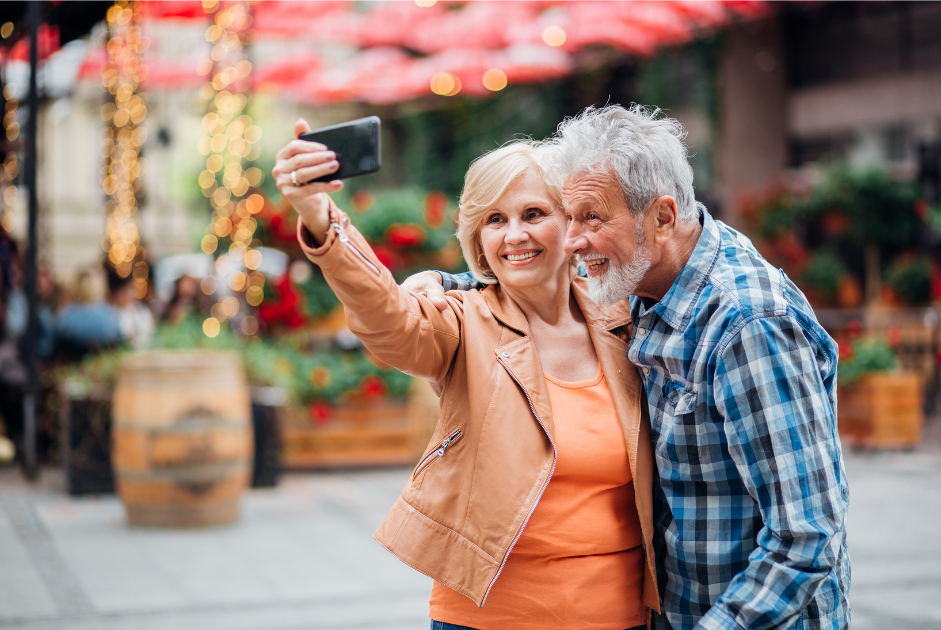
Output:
(298, 204), (659, 613)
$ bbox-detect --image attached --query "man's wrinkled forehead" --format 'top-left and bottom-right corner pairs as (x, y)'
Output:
(562, 169), (624, 212)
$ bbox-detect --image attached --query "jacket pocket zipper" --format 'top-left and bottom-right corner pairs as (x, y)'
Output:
(413, 429), (462, 476)
(331, 221), (380, 275)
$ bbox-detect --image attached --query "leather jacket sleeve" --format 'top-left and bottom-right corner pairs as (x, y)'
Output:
(296, 202), (463, 385)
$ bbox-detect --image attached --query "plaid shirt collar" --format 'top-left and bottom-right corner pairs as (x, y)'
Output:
(636, 209), (720, 330)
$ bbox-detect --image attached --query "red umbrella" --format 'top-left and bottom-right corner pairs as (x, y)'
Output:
(356, 2), (442, 49)
(142, 1), (206, 21)
(253, 2), (359, 41)
(410, 2), (539, 53)
(253, 55), (322, 92)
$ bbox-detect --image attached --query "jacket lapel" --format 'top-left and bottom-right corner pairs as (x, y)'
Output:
(572, 280), (643, 479)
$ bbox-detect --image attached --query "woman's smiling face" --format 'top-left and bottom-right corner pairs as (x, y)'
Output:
(478, 169), (568, 292)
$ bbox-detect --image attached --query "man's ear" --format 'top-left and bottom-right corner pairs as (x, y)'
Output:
(651, 196), (679, 245)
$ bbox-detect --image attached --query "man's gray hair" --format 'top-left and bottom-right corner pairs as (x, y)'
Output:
(547, 104), (699, 222)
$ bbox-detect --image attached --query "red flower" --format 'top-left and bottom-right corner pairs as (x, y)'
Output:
(385, 223), (426, 249)
(352, 191), (375, 212)
(359, 375), (387, 398)
(837, 338), (854, 361)
(931, 272), (941, 301)
(309, 402), (332, 425)
(424, 191), (448, 229)
(886, 326), (903, 348)
(372, 245), (402, 271)
(845, 319), (863, 339)
(915, 199), (929, 220)
(257, 275), (307, 329)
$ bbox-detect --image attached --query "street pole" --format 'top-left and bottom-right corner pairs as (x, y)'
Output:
(22, 0), (41, 480)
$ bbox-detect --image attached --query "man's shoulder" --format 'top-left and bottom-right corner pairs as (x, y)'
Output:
(692, 221), (822, 344)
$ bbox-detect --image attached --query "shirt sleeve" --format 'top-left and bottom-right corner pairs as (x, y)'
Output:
(700, 315), (849, 630)
(437, 271), (480, 292)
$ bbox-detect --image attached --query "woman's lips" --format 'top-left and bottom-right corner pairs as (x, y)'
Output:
(502, 250), (541, 266)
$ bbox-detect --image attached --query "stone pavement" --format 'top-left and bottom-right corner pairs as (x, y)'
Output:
(1, 448), (941, 630)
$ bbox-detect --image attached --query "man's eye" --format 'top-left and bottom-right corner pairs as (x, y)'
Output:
(587, 213), (600, 221)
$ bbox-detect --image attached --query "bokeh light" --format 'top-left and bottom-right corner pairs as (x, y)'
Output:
(483, 68), (508, 91)
(542, 25), (566, 47)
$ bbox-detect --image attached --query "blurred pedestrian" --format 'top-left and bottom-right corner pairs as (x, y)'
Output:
(104, 262), (155, 349)
(55, 267), (122, 359)
(161, 273), (200, 324)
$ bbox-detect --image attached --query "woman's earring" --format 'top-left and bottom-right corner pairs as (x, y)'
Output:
(477, 253), (490, 270)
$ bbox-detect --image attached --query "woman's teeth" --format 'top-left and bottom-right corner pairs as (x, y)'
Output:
(586, 258), (607, 270)
(505, 252), (539, 261)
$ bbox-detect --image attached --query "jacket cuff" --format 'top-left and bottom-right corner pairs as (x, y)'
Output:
(694, 604), (747, 630)
(296, 201), (341, 259)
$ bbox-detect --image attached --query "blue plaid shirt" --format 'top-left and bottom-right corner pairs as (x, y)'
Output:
(438, 209), (850, 630)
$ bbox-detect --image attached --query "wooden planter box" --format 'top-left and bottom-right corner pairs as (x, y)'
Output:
(281, 379), (440, 469)
(838, 371), (923, 449)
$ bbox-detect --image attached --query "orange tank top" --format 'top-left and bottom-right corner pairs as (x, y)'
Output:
(429, 366), (647, 630)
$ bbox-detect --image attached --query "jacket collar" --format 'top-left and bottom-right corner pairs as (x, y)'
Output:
(481, 278), (633, 336)
(641, 208), (720, 331)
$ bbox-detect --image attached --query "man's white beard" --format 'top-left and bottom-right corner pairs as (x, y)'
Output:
(584, 228), (651, 305)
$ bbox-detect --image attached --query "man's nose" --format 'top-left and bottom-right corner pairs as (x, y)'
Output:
(564, 221), (587, 256)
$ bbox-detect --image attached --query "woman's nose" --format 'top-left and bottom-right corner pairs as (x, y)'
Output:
(505, 220), (529, 244)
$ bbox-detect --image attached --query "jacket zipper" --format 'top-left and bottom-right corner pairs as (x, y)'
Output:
(413, 429), (462, 476)
(331, 221), (380, 275)
(483, 358), (557, 605)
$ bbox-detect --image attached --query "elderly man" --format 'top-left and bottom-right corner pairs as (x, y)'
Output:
(409, 105), (850, 630)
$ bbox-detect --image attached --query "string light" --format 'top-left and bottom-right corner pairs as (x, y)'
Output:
(199, 0), (263, 337)
(0, 83), (19, 234)
(101, 0), (148, 293)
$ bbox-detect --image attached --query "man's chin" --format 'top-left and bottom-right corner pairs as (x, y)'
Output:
(586, 273), (633, 305)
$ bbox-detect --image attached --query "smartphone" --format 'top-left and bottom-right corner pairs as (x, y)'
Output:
(298, 116), (381, 183)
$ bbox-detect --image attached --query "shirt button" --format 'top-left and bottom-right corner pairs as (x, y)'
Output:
(642, 367), (650, 375)
(637, 327), (647, 336)
(501, 352), (509, 358)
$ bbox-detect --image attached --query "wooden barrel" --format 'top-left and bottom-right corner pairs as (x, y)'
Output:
(111, 351), (252, 527)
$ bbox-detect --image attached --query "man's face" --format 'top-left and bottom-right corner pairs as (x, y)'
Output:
(562, 170), (651, 304)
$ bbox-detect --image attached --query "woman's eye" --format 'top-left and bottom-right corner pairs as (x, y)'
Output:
(525, 209), (543, 220)
(486, 215), (503, 224)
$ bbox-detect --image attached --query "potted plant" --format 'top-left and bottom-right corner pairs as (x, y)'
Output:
(837, 337), (923, 449)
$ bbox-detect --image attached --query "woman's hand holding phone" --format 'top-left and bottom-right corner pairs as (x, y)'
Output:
(272, 118), (342, 246)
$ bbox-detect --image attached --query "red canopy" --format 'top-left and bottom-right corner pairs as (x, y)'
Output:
(73, 0), (767, 104)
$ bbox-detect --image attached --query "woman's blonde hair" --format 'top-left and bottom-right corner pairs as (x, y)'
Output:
(456, 141), (560, 284)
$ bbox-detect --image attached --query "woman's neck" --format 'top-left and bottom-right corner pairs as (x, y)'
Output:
(500, 271), (573, 328)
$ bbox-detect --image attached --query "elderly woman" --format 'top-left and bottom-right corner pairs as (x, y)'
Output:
(274, 120), (658, 630)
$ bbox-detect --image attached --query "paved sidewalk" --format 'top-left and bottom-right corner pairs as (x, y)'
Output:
(1, 448), (940, 630)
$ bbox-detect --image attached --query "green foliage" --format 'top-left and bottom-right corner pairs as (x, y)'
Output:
(296, 272), (341, 319)
(838, 338), (898, 385)
(885, 254), (933, 304)
(61, 318), (414, 406)
(800, 251), (848, 299)
(799, 166), (923, 250)
(348, 186), (455, 252)
(291, 350), (413, 406)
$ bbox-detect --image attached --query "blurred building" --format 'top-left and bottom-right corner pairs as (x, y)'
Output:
(717, 2), (941, 220)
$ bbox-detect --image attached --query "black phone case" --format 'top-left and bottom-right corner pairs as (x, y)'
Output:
(298, 116), (381, 183)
